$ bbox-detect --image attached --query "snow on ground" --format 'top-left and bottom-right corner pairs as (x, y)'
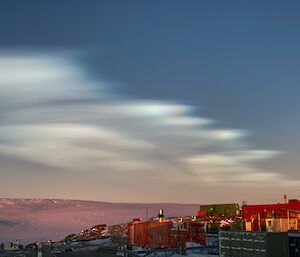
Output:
(172, 253), (219, 257)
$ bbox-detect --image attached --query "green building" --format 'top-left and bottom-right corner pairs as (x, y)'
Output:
(200, 203), (239, 216)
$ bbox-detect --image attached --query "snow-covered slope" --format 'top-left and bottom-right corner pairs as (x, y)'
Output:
(0, 199), (199, 243)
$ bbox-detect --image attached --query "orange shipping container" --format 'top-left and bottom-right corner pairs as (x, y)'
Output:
(197, 210), (207, 217)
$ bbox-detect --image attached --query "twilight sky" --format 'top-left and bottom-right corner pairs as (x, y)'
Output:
(0, 1), (299, 204)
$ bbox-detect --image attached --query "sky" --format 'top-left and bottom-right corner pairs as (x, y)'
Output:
(0, 1), (299, 204)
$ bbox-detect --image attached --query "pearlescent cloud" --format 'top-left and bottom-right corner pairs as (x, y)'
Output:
(0, 52), (297, 203)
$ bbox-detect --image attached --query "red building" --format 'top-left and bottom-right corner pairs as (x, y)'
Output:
(242, 198), (300, 231)
(128, 220), (172, 248)
(127, 219), (206, 248)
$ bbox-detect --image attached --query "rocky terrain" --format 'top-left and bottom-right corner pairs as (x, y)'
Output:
(0, 199), (199, 243)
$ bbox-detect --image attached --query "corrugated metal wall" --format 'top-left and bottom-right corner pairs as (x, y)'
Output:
(266, 232), (289, 257)
(219, 231), (290, 257)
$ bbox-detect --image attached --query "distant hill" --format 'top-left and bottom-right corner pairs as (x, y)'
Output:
(0, 199), (199, 243)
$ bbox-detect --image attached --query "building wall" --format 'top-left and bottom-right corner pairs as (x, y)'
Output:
(3, 243), (13, 251)
(265, 218), (289, 232)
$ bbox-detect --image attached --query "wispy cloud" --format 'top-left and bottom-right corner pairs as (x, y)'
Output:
(0, 52), (296, 202)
